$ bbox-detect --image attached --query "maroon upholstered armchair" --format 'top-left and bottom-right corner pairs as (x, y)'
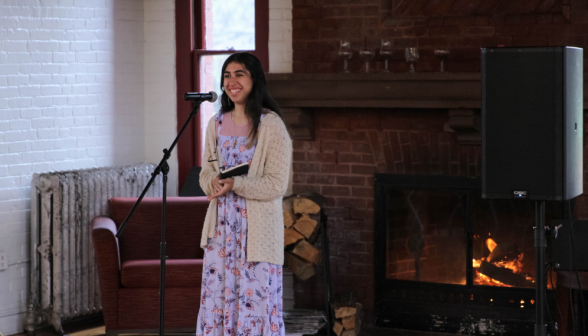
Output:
(91, 197), (208, 336)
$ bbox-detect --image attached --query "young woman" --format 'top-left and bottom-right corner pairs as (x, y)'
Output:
(197, 52), (292, 336)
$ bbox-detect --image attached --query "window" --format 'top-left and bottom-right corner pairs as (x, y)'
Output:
(175, 0), (268, 189)
(198, 0), (256, 156)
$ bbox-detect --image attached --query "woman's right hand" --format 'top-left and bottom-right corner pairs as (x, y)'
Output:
(213, 174), (222, 193)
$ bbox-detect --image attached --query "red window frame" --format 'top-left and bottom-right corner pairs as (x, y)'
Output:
(175, 0), (269, 190)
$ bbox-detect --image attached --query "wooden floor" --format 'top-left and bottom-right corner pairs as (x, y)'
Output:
(361, 327), (460, 336)
(15, 319), (455, 336)
(19, 328), (455, 336)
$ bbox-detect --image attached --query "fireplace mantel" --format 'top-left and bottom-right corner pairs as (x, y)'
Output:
(266, 73), (483, 143)
(266, 72), (482, 109)
(267, 72), (587, 144)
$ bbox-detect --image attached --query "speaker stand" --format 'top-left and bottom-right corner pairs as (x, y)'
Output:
(535, 200), (547, 336)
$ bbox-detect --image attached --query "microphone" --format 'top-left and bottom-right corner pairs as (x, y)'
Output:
(184, 91), (218, 103)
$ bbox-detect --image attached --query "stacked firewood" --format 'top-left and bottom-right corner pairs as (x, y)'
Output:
(332, 292), (362, 336)
(282, 192), (326, 280)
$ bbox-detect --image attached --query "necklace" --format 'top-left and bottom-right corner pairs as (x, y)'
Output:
(230, 112), (238, 148)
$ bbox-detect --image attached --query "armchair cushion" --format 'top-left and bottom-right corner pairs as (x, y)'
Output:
(121, 259), (203, 288)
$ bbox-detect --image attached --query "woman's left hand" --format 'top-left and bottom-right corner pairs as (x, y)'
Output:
(207, 178), (235, 200)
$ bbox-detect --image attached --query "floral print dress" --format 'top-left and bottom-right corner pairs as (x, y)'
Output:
(196, 112), (285, 336)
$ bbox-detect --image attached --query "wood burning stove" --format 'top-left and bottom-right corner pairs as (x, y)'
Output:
(374, 174), (562, 335)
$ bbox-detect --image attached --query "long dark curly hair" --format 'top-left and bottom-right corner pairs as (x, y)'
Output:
(220, 52), (282, 147)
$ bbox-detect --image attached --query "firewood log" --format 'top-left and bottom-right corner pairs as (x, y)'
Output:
(332, 291), (357, 318)
(297, 191), (327, 208)
(342, 315), (355, 329)
(293, 213), (318, 239)
(291, 240), (321, 265)
(283, 210), (295, 228)
(294, 197), (321, 214)
(282, 197), (296, 228)
(284, 228), (304, 247)
(341, 330), (355, 336)
(284, 252), (315, 280)
(334, 306), (356, 319)
(342, 303), (363, 335)
(478, 260), (531, 287)
(314, 250), (322, 266)
(333, 321), (344, 336)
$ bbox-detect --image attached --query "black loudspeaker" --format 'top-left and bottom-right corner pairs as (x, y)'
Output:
(179, 166), (206, 197)
(552, 220), (588, 271)
(482, 47), (583, 201)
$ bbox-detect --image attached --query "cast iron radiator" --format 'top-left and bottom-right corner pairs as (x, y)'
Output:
(25, 164), (162, 334)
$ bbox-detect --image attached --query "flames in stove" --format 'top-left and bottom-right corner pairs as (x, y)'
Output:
(472, 238), (535, 288)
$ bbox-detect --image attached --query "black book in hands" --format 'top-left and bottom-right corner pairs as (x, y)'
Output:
(220, 162), (249, 179)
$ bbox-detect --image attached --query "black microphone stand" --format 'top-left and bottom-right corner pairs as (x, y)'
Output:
(116, 100), (202, 336)
(535, 200), (547, 336)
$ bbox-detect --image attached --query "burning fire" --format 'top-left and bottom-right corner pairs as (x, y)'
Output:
(472, 238), (529, 287)
(474, 271), (512, 287)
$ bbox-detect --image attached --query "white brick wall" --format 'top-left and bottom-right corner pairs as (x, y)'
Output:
(144, 0), (178, 196)
(0, 1), (148, 334)
(269, 0), (293, 73)
(0, 1), (291, 334)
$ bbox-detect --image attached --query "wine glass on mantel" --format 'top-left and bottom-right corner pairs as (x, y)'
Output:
(359, 47), (375, 73)
(405, 47), (419, 73)
(338, 40), (352, 73)
(434, 49), (450, 73)
(379, 39), (393, 73)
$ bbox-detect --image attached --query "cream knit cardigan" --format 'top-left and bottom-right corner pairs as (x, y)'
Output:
(199, 111), (293, 265)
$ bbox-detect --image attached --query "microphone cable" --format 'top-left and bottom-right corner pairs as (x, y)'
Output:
(544, 261), (555, 332)
(548, 260), (564, 328)
(567, 201), (586, 336)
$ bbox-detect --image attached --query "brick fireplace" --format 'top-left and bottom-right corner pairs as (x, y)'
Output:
(290, 105), (478, 310)
(265, 0), (588, 332)
(266, 72), (588, 333)
(266, 72), (483, 319)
